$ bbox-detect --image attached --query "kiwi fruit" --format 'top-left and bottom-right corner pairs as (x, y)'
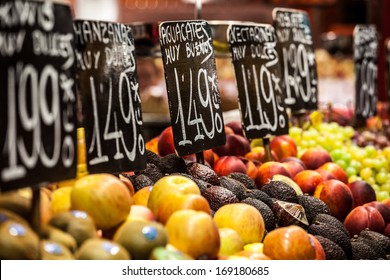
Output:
(261, 180), (299, 203)
(307, 223), (352, 258)
(186, 162), (220, 186)
(227, 172), (257, 189)
(298, 194), (330, 224)
(0, 191), (31, 220)
(241, 198), (275, 231)
(41, 225), (77, 253)
(41, 240), (75, 260)
(312, 213), (350, 238)
(202, 186), (239, 212)
(219, 176), (248, 200)
(76, 238), (130, 260)
(0, 208), (29, 226)
(314, 235), (347, 260)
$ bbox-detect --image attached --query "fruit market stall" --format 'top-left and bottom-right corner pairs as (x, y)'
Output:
(1, 0), (390, 262)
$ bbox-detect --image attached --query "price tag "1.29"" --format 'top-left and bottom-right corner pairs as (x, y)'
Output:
(159, 20), (226, 156)
(273, 8), (318, 114)
(0, 1), (77, 191)
(228, 23), (289, 139)
(74, 20), (146, 174)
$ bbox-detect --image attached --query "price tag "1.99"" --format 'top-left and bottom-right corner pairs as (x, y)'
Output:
(159, 20), (226, 156)
(0, 1), (77, 191)
(353, 25), (378, 125)
(273, 8), (318, 114)
(74, 20), (146, 174)
(228, 23), (289, 139)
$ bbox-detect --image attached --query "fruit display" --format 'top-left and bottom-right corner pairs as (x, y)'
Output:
(2, 117), (390, 261)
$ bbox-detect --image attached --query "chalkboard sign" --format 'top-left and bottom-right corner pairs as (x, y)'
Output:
(74, 20), (146, 174)
(159, 20), (226, 156)
(0, 1), (77, 191)
(273, 8), (318, 113)
(353, 24), (378, 124)
(228, 23), (289, 139)
(386, 38), (390, 101)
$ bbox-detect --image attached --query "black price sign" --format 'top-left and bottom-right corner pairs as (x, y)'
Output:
(74, 20), (146, 174)
(386, 38), (390, 101)
(159, 20), (226, 156)
(353, 25), (378, 123)
(0, 1), (77, 191)
(273, 8), (318, 113)
(228, 23), (289, 139)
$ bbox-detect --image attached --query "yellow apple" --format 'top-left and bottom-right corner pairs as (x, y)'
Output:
(218, 227), (244, 256)
(51, 186), (72, 215)
(71, 173), (132, 230)
(165, 209), (220, 260)
(132, 186), (153, 206)
(127, 205), (155, 222)
(213, 203), (265, 244)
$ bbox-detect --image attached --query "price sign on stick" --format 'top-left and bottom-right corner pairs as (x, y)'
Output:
(0, 1), (77, 192)
(74, 20), (146, 174)
(228, 23), (289, 140)
(273, 8), (318, 114)
(353, 25), (378, 125)
(159, 20), (226, 157)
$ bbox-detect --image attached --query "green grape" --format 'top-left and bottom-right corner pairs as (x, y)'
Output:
(365, 145), (377, 157)
(360, 167), (373, 181)
(375, 172), (388, 185)
(330, 149), (343, 161)
(345, 166), (358, 177)
(349, 160), (362, 172)
(335, 159), (348, 170)
(362, 158), (376, 168)
(367, 177), (376, 187)
(341, 153), (352, 164)
(380, 182), (390, 193)
(348, 175), (362, 183)
(376, 190), (390, 202)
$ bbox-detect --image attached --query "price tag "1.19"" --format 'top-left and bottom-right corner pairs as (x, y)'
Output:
(159, 20), (226, 156)
(273, 8), (318, 114)
(353, 25), (378, 125)
(228, 23), (289, 139)
(74, 20), (146, 174)
(0, 1), (77, 191)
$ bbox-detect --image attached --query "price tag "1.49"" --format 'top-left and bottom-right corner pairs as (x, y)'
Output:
(0, 1), (77, 191)
(159, 20), (226, 156)
(74, 20), (146, 174)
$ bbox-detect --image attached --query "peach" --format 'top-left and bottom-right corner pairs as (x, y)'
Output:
(343, 205), (385, 236)
(314, 179), (353, 221)
(364, 201), (390, 225)
(225, 121), (244, 136)
(293, 170), (323, 195)
(347, 180), (377, 208)
(270, 135), (298, 161)
(316, 162), (348, 184)
(213, 134), (251, 157)
(255, 161), (291, 189)
(157, 126), (175, 156)
(213, 156), (247, 177)
(308, 234), (326, 260)
(300, 147), (332, 170)
(245, 146), (278, 162)
(283, 160), (306, 178)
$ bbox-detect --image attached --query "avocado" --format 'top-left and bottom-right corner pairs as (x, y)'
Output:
(113, 220), (167, 260)
(312, 213), (350, 238)
(0, 220), (40, 260)
(356, 235), (387, 259)
(186, 162), (220, 186)
(240, 189), (273, 208)
(241, 198), (275, 231)
(128, 174), (154, 192)
(76, 238), (130, 260)
(219, 176), (248, 200)
(136, 163), (164, 183)
(358, 229), (390, 254)
(49, 210), (97, 247)
(351, 239), (385, 260)
(314, 235), (347, 260)
(261, 180), (299, 203)
(146, 149), (162, 166)
(308, 223), (352, 259)
(271, 199), (309, 229)
(227, 172), (257, 189)
(41, 240), (74, 260)
(159, 154), (187, 174)
(202, 186), (239, 212)
(298, 194), (330, 224)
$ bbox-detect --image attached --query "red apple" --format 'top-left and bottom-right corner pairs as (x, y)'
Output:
(213, 134), (251, 157)
(213, 156), (247, 177)
(363, 201), (390, 225)
(300, 147), (332, 170)
(283, 160), (306, 178)
(263, 225), (316, 260)
(293, 170), (324, 195)
(314, 179), (353, 221)
(316, 162), (348, 184)
(255, 161), (291, 189)
(343, 205), (385, 236)
(270, 135), (298, 161)
(347, 180), (377, 208)
(157, 126), (175, 156)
